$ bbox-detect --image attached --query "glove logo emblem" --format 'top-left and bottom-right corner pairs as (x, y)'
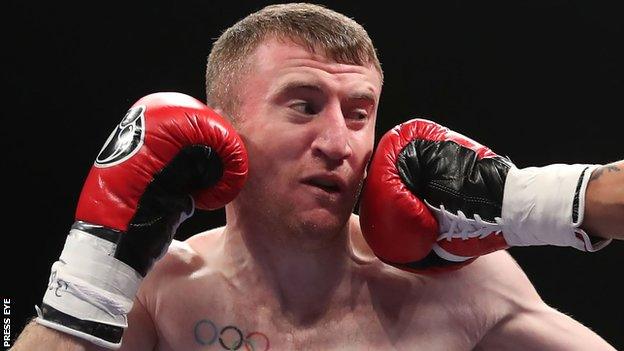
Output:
(95, 105), (146, 167)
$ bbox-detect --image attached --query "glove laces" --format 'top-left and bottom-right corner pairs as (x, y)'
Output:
(425, 201), (505, 241)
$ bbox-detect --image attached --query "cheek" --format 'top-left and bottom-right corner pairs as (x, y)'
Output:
(240, 122), (306, 178)
(350, 132), (375, 170)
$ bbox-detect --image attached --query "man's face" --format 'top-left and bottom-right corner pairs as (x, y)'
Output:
(232, 38), (382, 241)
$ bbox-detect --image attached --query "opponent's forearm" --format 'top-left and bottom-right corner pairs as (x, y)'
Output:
(12, 320), (106, 351)
(583, 161), (624, 240)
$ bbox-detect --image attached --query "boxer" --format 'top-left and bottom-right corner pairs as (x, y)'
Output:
(12, 3), (620, 350)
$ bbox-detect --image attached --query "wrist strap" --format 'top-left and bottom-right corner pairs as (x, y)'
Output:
(37, 228), (142, 349)
(35, 304), (123, 349)
(501, 164), (612, 251)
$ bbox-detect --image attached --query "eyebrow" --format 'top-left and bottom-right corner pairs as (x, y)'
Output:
(274, 81), (324, 96)
(274, 80), (377, 104)
(347, 91), (377, 105)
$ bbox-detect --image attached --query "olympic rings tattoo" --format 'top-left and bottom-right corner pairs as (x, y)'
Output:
(219, 326), (243, 350)
(194, 319), (270, 351)
(244, 332), (270, 351)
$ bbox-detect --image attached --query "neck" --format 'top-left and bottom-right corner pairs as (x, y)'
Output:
(221, 203), (359, 325)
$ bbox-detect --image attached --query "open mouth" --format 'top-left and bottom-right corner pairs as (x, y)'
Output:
(301, 174), (346, 194)
(303, 179), (341, 193)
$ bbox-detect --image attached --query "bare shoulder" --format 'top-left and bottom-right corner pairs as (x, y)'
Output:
(380, 251), (542, 337)
(354, 247), (543, 348)
(350, 212), (538, 301)
(428, 250), (542, 317)
(130, 228), (228, 349)
(349, 212), (538, 300)
(365, 250), (537, 296)
(153, 240), (203, 274)
(427, 250), (544, 338)
(184, 225), (226, 257)
(443, 250), (540, 300)
(141, 227), (225, 285)
(350, 213), (543, 339)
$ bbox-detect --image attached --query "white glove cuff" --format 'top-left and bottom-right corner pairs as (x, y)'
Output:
(501, 164), (612, 251)
(36, 229), (142, 349)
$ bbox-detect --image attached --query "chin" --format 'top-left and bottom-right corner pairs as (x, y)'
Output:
(293, 209), (350, 238)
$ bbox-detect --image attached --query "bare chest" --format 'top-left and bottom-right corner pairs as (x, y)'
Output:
(148, 274), (481, 351)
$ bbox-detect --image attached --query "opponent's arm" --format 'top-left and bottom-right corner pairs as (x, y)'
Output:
(583, 161), (624, 239)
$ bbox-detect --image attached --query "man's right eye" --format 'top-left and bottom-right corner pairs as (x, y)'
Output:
(290, 101), (317, 115)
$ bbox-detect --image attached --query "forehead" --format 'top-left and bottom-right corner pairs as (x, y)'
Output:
(242, 38), (382, 99)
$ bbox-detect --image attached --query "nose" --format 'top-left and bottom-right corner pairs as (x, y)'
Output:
(311, 104), (353, 164)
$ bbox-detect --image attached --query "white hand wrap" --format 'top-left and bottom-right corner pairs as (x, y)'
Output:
(501, 164), (612, 251)
(36, 229), (142, 349)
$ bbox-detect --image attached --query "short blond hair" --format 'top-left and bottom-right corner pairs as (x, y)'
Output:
(205, 3), (383, 119)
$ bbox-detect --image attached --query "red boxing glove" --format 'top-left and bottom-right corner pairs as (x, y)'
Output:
(360, 118), (609, 275)
(36, 93), (248, 348)
(75, 92), (248, 276)
(360, 118), (507, 274)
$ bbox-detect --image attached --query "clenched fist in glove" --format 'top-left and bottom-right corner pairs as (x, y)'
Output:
(359, 118), (611, 274)
(36, 92), (248, 348)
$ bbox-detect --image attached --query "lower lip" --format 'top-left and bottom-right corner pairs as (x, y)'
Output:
(301, 183), (342, 198)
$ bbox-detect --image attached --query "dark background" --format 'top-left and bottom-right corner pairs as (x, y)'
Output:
(4, 1), (623, 349)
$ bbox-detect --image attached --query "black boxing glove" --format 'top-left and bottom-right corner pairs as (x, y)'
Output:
(36, 93), (248, 348)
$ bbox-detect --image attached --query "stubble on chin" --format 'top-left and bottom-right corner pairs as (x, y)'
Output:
(291, 184), (365, 249)
(242, 173), (365, 249)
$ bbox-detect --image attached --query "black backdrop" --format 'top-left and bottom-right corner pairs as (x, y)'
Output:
(4, 1), (623, 349)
